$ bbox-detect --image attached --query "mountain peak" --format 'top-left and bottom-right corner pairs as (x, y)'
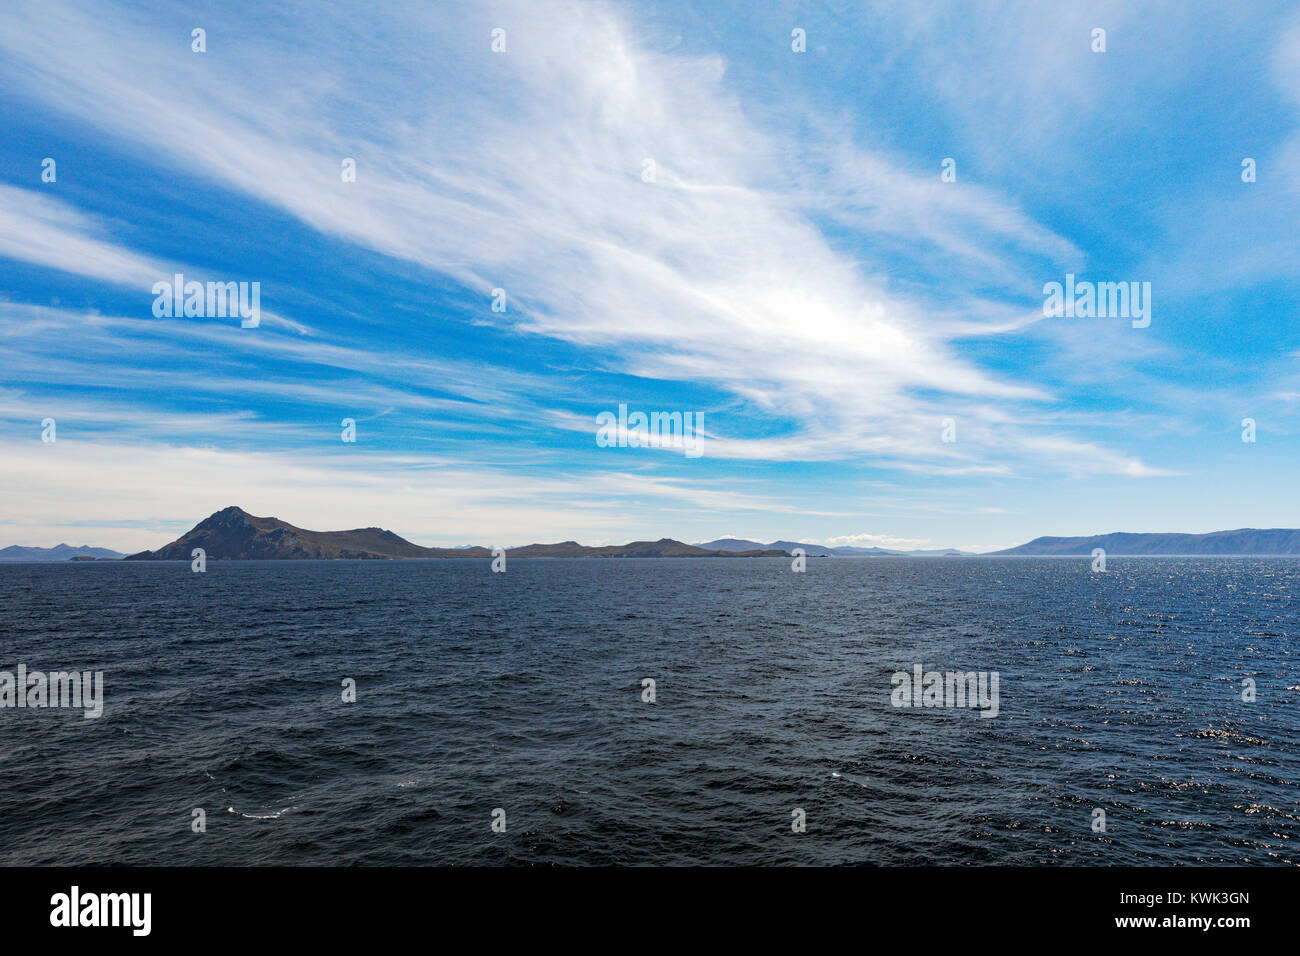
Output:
(200, 505), (255, 524)
(126, 508), (488, 561)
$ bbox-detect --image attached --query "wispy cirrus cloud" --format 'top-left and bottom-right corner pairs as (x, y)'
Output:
(0, 0), (1154, 479)
(0, 185), (310, 333)
(0, 184), (168, 286)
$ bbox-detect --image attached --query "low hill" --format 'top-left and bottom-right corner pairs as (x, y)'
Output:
(990, 528), (1300, 556)
(696, 538), (970, 556)
(510, 539), (784, 558)
(0, 544), (125, 561)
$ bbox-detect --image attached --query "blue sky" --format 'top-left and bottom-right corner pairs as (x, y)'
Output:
(1, 0), (1298, 553)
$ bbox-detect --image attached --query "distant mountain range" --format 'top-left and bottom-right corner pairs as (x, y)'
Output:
(990, 529), (1300, 556)
(696, 538), (970, 557)
(8, 515), (1300, 561)
(122, 507), (787, 560)
(0, 543), (124, 561)
(505, 540), (783, 558)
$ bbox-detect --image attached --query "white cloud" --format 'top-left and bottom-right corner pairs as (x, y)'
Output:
(0, 0), (1158, 478)
(821, 532), (932, 549)
(0, 186), (309, 333)
(0, 184), (169, 287)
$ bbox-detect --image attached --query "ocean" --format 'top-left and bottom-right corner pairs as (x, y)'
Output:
(1, 557), (1296, 865)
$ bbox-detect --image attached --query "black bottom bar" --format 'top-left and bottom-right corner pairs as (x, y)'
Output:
(2, 865), (1275, 942)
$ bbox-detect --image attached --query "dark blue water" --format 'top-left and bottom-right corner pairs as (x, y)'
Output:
(1, 557), (1297, 865)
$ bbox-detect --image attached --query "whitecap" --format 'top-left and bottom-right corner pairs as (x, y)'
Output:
(227, 805), (295, 820)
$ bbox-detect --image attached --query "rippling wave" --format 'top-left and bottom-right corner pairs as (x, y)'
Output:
(0, 557), (1296, 865)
